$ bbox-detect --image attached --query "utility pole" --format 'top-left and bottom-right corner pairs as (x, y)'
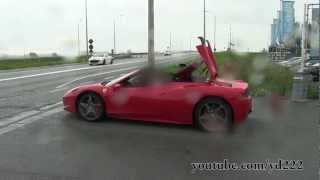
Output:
(148, 0), (155, 67)
(203, 0), (206, 41)
(85, 0), (89, 60)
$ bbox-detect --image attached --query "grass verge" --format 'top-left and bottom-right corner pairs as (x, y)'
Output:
(0, 56), (87, 70)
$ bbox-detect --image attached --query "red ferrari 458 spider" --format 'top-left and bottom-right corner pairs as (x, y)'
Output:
(63, 37), (252, 132)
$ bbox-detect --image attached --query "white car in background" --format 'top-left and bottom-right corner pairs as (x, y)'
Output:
(89, 54), (114, 66)
(313, 63), (320, 67)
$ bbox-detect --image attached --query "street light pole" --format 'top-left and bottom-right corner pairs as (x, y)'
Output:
(203, 0), (206, 41)
(214, 15), (217, 52)
(148, 0), (155, 67)
(318, 1), (320, 104)
(77, 23), (81, 56)
(85, 0), (89, 60)
(229, 25), (232, 50)
(113, 19), (116, 54)
(113, 14), (124, 55)
(170, 32), (172, 51)
(318, 1), (320, 61)
(300, 4), (307, 72)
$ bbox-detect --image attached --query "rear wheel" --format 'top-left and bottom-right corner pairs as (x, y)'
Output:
(77, 93), (105, 122)
(195, 98), (232, 133)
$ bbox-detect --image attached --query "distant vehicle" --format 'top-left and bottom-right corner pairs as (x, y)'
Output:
(305, 58), (319, 82)
(63, 37), (252, 133)
(305, 58), (320, 68)
(313, 63), (320, 68)
(310, 67), (319, 82)
(164, 50), (172, 56)
(89, 54), (114, 66)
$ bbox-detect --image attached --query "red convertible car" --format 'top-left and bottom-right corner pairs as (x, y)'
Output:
(63, 37), (252, 132)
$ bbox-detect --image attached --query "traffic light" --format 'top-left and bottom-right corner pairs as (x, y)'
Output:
(89, 39), (94, 55)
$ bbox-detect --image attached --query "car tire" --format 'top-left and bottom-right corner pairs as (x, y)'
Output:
(194, 98), (233, 133)
(77, 92), (105, 122)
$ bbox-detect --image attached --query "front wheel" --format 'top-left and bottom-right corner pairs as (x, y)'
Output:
(77, 93), (105, 122)
(195, 98), (233, 133)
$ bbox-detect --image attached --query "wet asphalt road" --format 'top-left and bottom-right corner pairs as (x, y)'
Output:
(0, 54), (319, 180)
(0, 53), (195, 120)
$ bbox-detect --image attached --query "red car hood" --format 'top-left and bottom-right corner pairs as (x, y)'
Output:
(196, 37), (218, 80)
(196, 37), (249, 92)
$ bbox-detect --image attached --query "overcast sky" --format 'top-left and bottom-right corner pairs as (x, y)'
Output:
(0, 0), (312, 56)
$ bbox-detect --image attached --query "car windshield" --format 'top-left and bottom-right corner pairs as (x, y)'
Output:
(0, 0), (319, 180)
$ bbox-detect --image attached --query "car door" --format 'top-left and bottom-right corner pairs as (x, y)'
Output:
(124, 85), (163, 121)
(119, 82), (200, 123)
(108, 79), (197, 123)
(154, 82), (207, 124)
(106, 72), (169, 121)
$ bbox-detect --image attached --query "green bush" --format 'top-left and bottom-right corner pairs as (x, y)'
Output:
(0, 57), (65, 70)
(75, 56), (88, 64)
(217, 52), (293, 97)
(307, 85), (319, 99)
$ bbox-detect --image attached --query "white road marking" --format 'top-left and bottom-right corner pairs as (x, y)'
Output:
(49, 87), (69, 93)
(0, 107), (63, 136)
(79, 81), (95, 85)
(0, 110), (40, 127)
(0, 59), (145, 83)
(55, 66), (138, 89)
(40, 102), (63, 111)
(104, 76), (114, 80)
